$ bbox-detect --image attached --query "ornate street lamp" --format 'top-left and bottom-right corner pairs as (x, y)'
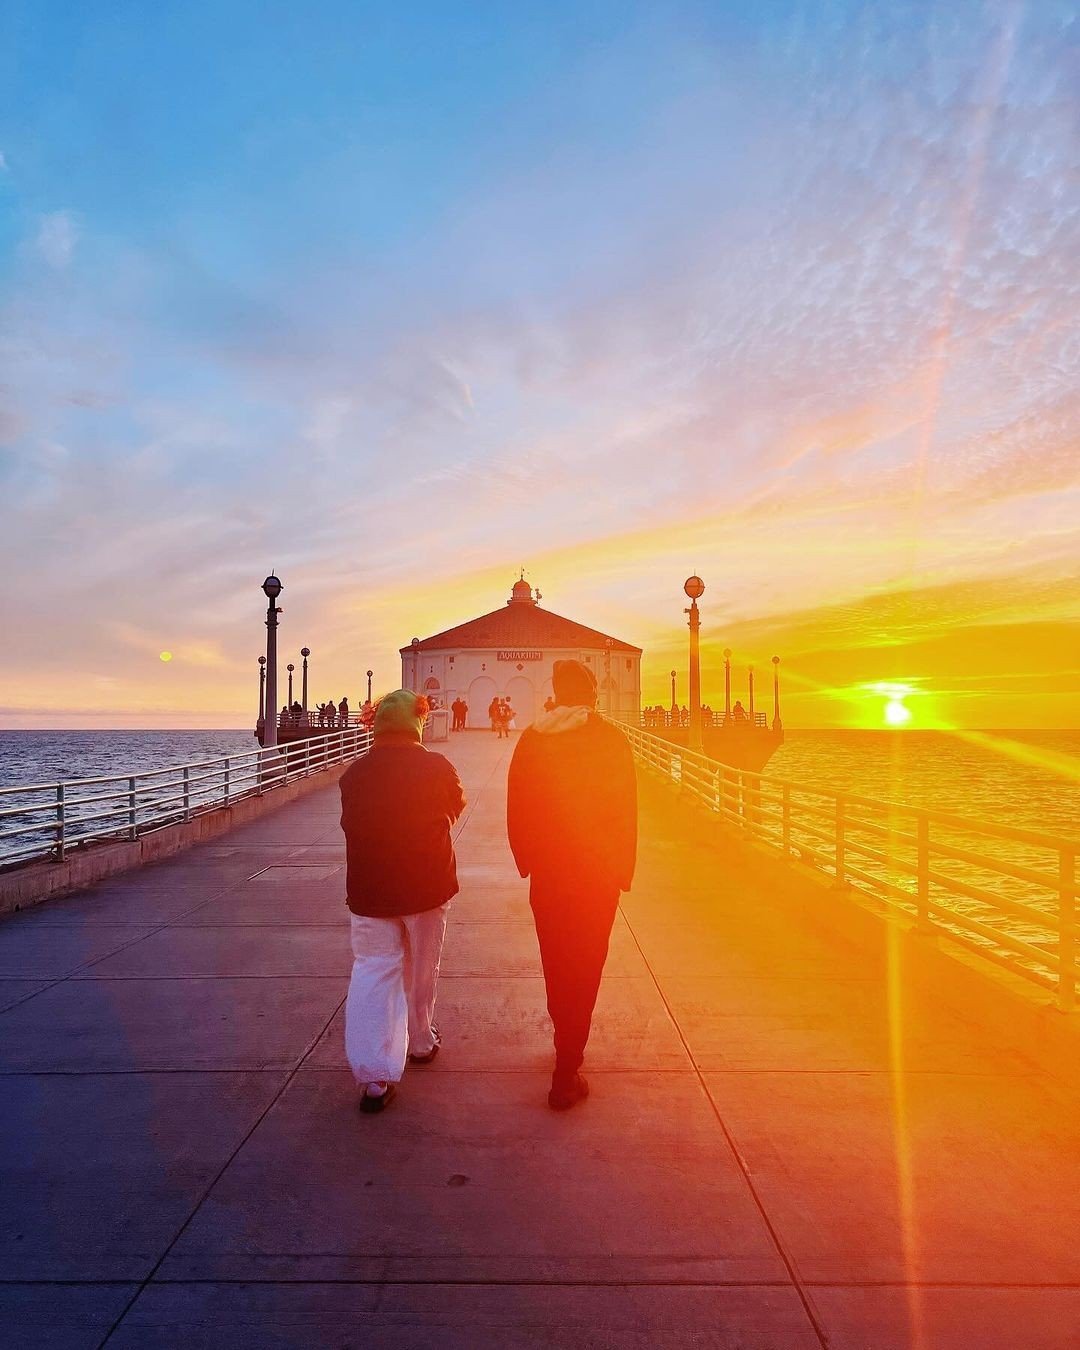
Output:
(772, 656), (782, 731)
(261, 574), (283, 747)
(670, 669), (677, 717)
(366, 669), (373, 703)
(287, 663), (295, 706)
(258, 655), (267, 729)
(748, 665), (755, 721)
(683, 576), (705, 751)
(300, 648), (310, 713)
(723, 648), (732, 722)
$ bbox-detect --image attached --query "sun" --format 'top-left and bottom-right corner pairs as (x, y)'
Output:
(159, 651), (173, 663)
(884, 698), (911, 727)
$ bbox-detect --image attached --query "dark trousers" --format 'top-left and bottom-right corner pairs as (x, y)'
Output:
(530, 877), (619, 1084)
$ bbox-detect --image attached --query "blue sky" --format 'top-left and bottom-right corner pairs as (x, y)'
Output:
(1, 1), (1077, 726)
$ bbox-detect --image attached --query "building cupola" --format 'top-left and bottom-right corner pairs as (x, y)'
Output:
(508, 573), (537, 606)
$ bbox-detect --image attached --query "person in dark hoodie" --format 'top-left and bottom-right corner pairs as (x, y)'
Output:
(339, 690), (466, 1113)
(506, 659), (637, 1110)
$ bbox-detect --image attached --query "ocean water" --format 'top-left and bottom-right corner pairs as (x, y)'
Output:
(767, 729), (1080, 840)
(0, 727), (1076, 834)
(0, 731), (255, 792)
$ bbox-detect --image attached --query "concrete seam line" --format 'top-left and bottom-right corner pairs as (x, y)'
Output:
(97, 983), (350, 1346)
(617, 899), (833, 1349)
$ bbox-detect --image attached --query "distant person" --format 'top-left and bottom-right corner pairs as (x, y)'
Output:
(278, 705), (289, 726)
(323, 699), (336, 728)
(505, 698), (515, 731)
(506, 659), (637, 1110)
(338, 696), (350, 726)
(495, 699), (511, 739)
(543, 695), (556, 714)
(732, 699), (747, 723)
(459, 699), (469, 730)
(488, 696), (500, 732)
(339, 691), (466, 1113)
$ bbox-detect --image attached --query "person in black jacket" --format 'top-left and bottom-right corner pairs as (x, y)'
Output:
(339, 689), (466, 1113)
(507, 659), (637, 1110)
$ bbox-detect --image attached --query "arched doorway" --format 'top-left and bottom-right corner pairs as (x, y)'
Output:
(467, 676), (497, 729)
(505, 674), (535, 727)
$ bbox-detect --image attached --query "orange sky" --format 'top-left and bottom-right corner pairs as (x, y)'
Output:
(1, 4), (1077, 731)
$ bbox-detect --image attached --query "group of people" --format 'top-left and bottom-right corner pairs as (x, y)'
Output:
(449, 697), (469, 731)
(339, 658), (637, 1114)
(641, 701), (749, 729)
(316, 697), (351, 727)
(487, 695), (516, 737)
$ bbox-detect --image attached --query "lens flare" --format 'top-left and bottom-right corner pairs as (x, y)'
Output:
(884, 698), (911, 726)
(159, 651), (173, 663)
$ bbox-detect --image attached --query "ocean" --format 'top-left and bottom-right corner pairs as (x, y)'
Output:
(0, 727), (1076, 836)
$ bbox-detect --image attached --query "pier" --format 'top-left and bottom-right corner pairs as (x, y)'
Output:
(1, 731), (1077, 1347)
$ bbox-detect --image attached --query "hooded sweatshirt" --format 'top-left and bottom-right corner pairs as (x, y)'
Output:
(506, 704), (637, 893)
(340, 691), (466, 917)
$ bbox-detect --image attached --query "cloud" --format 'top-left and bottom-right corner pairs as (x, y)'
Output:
(35, 210), (80, 269)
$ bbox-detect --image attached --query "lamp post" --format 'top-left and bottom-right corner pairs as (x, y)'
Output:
(684, 576), (705, 751)
(748, 665), (755, 722)
(604, 638), (614, 716)
(300, 648), (310, 712)
(723, 648), (732, 722)
(258, 656), (267, 729)
(366, 669), (373, 704)
(261, 574), (283, 747)
(287, 663), (295, 706)
(670, 669), (677, 716)
(772, 656), (782, 731)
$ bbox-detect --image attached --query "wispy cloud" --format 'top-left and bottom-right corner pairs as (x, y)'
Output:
(34, 210), (80, 269)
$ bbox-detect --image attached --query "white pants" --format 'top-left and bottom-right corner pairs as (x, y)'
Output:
(344, 904), (449, 1085)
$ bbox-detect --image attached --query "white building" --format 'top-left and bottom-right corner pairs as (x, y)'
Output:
(400, 577), (642, 727)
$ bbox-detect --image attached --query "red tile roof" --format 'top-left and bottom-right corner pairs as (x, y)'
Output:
(400, 604), (641, 654)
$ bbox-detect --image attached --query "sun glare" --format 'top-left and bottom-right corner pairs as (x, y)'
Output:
(159, 651), (173, 663)
(884, 698), (912, 727)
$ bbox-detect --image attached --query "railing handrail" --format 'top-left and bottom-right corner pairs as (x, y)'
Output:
(607, 718), (1078, 1010)
(0, 727), (374, 871)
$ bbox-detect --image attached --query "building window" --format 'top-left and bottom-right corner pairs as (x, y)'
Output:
(626, 659), (632, 671)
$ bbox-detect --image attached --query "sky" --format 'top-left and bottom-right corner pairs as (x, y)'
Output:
(0, 0), (1077, 730)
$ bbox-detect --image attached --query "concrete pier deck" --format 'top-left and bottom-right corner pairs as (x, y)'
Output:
(1, 733), (1077, 1348)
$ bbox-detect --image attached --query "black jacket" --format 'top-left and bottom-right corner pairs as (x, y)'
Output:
(340, 737), (466, 917)
(506, 712), (637, 893)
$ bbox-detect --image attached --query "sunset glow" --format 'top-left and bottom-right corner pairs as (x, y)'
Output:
(0, 3), (1076, 732)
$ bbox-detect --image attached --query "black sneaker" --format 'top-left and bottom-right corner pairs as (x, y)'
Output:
(408, 1027), (442, 1065)
(360, 1082), (397, 1114)
(548, 1072), (589, 1111)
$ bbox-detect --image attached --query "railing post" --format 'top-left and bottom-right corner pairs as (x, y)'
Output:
(1059, 846), (1076, 1012)
(56, 783), (66, 862)
(128, 776), (137, 841)
(833, 795), (846, 887)
(782, 783), (791, 855)
(305, 737), (311, 777)
(183, 765), (191, 820)
(223, 757), (231, 807)
(916, 814), (930, 933)
(257, 752), (264, 797)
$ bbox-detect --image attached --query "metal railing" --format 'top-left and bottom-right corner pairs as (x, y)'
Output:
(640, 709), (770, 729)
(612, 721), (1078, 1010)
(0, 727), (373, 871)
